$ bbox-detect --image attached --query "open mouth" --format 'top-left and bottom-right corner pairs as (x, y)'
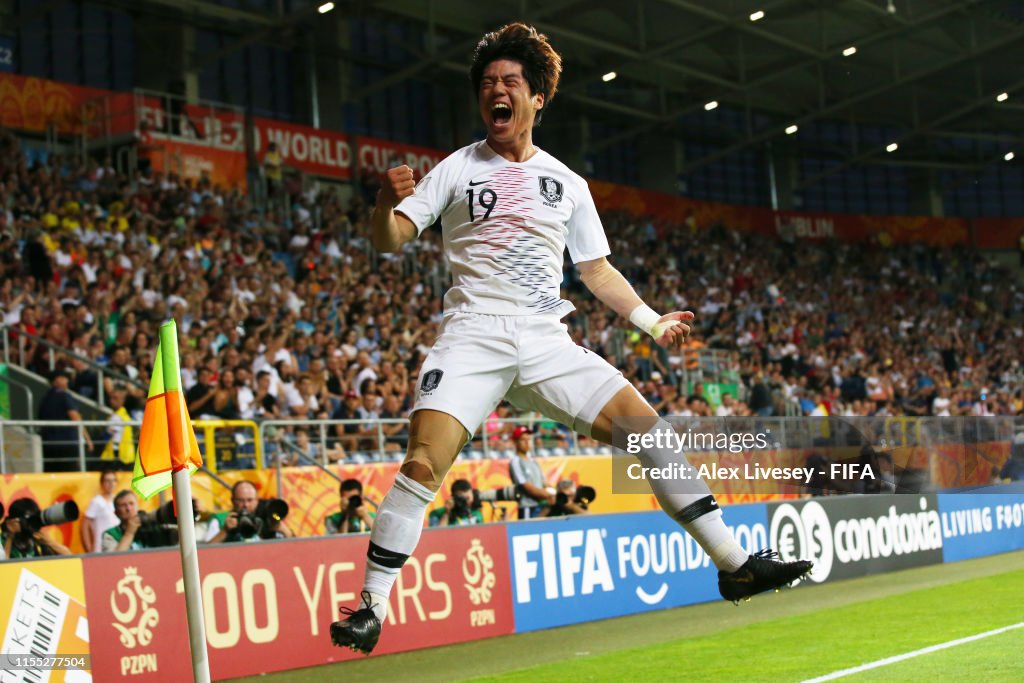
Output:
(491, 102), (512, 125)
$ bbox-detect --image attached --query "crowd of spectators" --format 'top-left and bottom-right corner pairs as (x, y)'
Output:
(1, 127), (1022, 471)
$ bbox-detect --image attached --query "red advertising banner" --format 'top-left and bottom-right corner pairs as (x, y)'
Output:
(147, 138), (248, 188)
(588, 179), (978, 247)
(255, 116), (353, 179)
(135, 101), (353, 181)
(0, 73), (111, 135)
(3, 73), (1019, 245)
(126, 98), (452, 182)
(83, 524), (513, 680)
(974, 217), (1024, 249)
(356, 136), (447, 178)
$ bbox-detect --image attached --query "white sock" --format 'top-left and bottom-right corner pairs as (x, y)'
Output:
(361, 473), (435, 621)
(637, 420), (749, 572)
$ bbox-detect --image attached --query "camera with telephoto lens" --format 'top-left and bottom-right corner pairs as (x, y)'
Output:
(346, 494), (363, 511)
(236, 498), (289, 540)
(458, 492), (484, 515)
(453, 493), (481, 516)
(15, 501), (80, 539)
(476, 484), (525, 504)
(135, 500), (197, 547)
(551, 485), (596, 516)
(574, 485), (596, 507)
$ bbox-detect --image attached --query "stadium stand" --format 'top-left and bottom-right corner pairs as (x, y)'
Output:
(1, 122), (1021, 472)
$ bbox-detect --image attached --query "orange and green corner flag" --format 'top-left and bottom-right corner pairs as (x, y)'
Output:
(132, 320), (203, 499)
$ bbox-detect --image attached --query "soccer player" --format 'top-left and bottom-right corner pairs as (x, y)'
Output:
(331, 23), (812, 654)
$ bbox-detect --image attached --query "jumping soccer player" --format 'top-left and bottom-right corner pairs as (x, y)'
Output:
(331, 23), (812, 654)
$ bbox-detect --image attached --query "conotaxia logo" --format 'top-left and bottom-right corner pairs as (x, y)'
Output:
(770, 497), (942, 584)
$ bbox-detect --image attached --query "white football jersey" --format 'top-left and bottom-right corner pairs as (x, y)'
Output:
(394, 140), (610, 317)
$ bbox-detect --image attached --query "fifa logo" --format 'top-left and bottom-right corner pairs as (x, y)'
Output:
(110, 567), (160, 648)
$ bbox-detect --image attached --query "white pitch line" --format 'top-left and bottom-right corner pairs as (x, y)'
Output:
(801, 621), (1024, 683)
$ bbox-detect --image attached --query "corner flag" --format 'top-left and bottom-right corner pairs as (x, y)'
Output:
(132, 320), (203, 499)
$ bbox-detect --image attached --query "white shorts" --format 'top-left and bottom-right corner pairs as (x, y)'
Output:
(412, 312), (629, 436)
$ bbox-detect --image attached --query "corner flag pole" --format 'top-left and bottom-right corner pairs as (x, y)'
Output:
(159, 321), (210, 683)
(172, 468), (211, 683)
(133, 320), (211, 683)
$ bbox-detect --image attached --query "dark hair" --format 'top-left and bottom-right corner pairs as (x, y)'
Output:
(470, 23), (562, 124)
(113, 489), (136, 505)
(99, 466), (119, 482)
(451, 478), (473, 495)
(340, 478), (363, 494)
(7, 498), (40, 519)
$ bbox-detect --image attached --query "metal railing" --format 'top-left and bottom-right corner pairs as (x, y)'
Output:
(0, 419), (257, 475)
(256, 414), (584, 469)
(5, 416), (1017, 492)
(0, 419), (100, 473)
(1, 323), (147, 407)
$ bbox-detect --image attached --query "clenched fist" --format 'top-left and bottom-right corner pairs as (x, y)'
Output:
(378, 165), (416, 209)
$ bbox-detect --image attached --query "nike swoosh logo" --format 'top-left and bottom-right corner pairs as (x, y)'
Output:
(468, 179), (489, 186)
(368, 550), (389, 561)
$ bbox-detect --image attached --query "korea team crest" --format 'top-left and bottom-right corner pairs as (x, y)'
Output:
(421, 368), (444, 393)
(538, 176), (563, 204)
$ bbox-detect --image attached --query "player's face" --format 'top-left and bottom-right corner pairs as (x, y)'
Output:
(478, 59), (543, 145)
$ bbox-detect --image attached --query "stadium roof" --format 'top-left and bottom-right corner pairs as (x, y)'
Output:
(89, 0), (1024, 181)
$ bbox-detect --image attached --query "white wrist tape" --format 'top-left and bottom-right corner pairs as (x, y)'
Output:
(630, 303), (683, 340)
(629, 304), (662, 337)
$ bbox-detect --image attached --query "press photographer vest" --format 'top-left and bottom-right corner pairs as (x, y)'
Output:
(1, 532), (47, 558)
(102, 525), (146, 551)
(325, 511), (373, 534)
(211, 511), (264, 543)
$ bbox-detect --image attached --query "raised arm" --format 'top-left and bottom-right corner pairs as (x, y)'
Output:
(577, 256), (693, 349)
(371, 165), (419, 253)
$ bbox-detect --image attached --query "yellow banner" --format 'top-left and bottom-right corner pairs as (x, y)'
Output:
(1, 472), (165, 554)
(0, 557), (91, 673)
(1, 456), (800, 547)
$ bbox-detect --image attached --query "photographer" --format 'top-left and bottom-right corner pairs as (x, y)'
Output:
(325, 479), (374, 534)
(508, 426), (554, 520)
(429, 479), (484, 526)
(100, 491), (175, 552)
(2, 499), (73, 559)
(542, 480), (594, 518)
(210, 481), (293, 543)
